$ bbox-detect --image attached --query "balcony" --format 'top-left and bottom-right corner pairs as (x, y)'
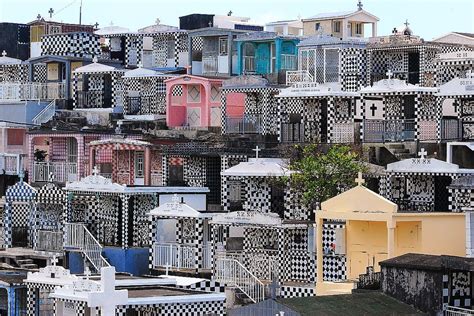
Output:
(32, 162), (78, 183)
(0, 154), (22, 175)
(152, 243), (211, 270)
(286, 70), (314, 85)
(225, 114), (262, 134)
(363, 119), (415, 143)
(281, 54), (297, 70)
(0, 83), (66, 102)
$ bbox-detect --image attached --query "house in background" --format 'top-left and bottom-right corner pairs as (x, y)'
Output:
(265, 19), (303, 36)
(179, 13), (263, 31)
(433, 32), (474, 46)
(0, 22), (30, 61)
(302, 2), (379, 38)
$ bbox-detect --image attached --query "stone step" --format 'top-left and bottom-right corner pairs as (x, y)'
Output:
(387, 143), (405, 149)
(20, 263), (38, 269)
(16, 259), (34, 265)
(393, 148), (410, 154)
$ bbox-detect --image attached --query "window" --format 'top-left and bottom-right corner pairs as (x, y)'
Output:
(333, 21), (341, 33)
(48, 25), (61, 34)
(219, 37), (228, 56)
(355, 23), (363, 35)
(315, 23), (321, 31)
(7, 129), (24, 146)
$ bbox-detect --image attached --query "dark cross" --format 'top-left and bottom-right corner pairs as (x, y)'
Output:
(404, 19), (410, 28)
(37, 14), (42, 20)
(48, 8), (54, 18)
(227, 10), (233, 16)
(208, 21), (213, 27)
(370, 103), (377, 116)
(269, 279), (281, 300)
(357, 0), (363, 10)
(392, 27), (397, 34)
(94, 22), (99, 29)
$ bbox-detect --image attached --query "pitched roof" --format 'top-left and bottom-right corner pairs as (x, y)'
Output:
(221, 158), (293, 177)
(303, 9), (379, 22)
(453, 32), (474, 39)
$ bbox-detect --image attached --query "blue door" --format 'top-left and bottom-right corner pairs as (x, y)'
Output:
(256, 43), (270, 74)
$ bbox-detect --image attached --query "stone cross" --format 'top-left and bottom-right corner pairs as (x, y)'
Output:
(171, 193), (180, 204)
(92, 56), (99, 63)
(155, 18), (161, 25)
(355, 171), (365, 186)
(253, 146), (261, 160)
(48, 172), (55, 183)
(357, 0), (363, 10)
(37, 14), (42, 20)
(1, 50), (6, 57)
(51, 255), (58, 266)
(404, 19), (410, 28)
(94, 267), (128, 316)
(208, 21), (213, 27)
(418, 148), (427, 160)
(48, 8), (54, 18)
(92, 165), (100, 176)
(370, 103), (377, 116)
(84, 266), (91, 280)
(94, 22), (99, 29)
(386, 69), (393, 80)
(19, 169), (24, 183)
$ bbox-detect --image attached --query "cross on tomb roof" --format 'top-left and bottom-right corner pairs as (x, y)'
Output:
(386, 69), (393, 80)
(171, 193), (180, 204)
(357, 0), (363, 10)
(1, 50), (6, 57)
(355, 171), (365, 186)
(84, 266), (91, 280)
(404, 19), (410, 28)
(418, 148), (427, 159)
(155, 18), (161, 25)
(48, 8), (54, 18)
(51, 255), (58, 266)
(92, 165), (100, 176)
(253, 146), (261, 160)
(48, 172), (55, 183)
(19, 169), (24, 183)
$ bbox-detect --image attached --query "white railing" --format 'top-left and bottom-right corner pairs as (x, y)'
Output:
(153, 243), (195, 270)
(32, 162), (78, 183)
(0, 83), (66, 101)
(445, 306), (474, 316)
(35, 230), (63, 252)
(203, 244), (212, 269)
(214, 257), (265, 303)
(286, 70), (314, 85)
(243, 56), (256, 73)
(203, 57), (218, 74)
(32, 100), (56, 125)
(64, 223), (110, 272)
(0, 154), (21, 175)
(281, 54), (297, 70)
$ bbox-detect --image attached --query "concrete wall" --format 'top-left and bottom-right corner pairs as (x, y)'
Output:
(381, 266), (443, 314)
(103, 247), (149, 276)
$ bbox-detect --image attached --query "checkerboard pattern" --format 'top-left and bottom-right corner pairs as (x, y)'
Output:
(280, 285), (315, 298)
(0, 64), (29, 83)
(41, 32), (101, 58)
(123, 300), (225, 316)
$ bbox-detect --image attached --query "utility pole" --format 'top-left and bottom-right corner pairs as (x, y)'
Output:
(79, 0), (83, 25)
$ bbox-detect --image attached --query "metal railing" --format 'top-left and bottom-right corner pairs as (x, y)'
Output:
(32, 162), (78, 183)
(286, 70), (314, 85)
(0, 154), (21, 175)
(281, 54), (297, 70)
(225, 114), (262, 134)
(35, 230), (63, 252)
(0, 82), (66, 101)
(214, 257), (265, 303)
(125, 96), (155, 115)
(445, 306), (474, 316)
(243, 56), (256, 73)
(203, 56), (218, 74)
(363, 119), (415, 143)
(281, 123), (305, 143)
(76, 91), (112, 109)
(64, 223), (110, 272)
(32, 100), (56, 125)
(441, 118), (461, 141)
(356, 270), (381, 290)
(393, 198), (435, 213)
(152, 243), (195, 270)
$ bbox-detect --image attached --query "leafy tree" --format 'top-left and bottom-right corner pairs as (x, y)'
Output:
(288, 144), (365, 209)
(34, 149), (48, 162)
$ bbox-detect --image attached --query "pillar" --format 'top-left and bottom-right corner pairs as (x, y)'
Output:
(194, 218), (204, 272)
(371, 23), (377, 37)
(144, 147), (151, 186)
(227, 33), (233, 76)
(75, 136), (84, 181)
(275, 39), (282, 73)
(236, 41), (243, 75)
(387, 221), (396, 258)
(120, 195), (129, 249)
(65, 61), (71, 100)
(188, 36), (193, 73)
(316, 215), (324, 284)
(89, 147), (95, 176)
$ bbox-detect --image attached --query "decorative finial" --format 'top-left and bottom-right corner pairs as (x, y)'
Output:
(51, 255), (58, 266)
(137, 61), (143, 68)
(418, 148), (427, 160)
(48, 8), (54, 19)
(357, 0), (363, 10)
(227, 10), (233, 16)
(386, 69), (393, 80)
(109, 21), (114, 26)
(37, 14), (42, 20)
(317, 25), (324, 36)
(19, 169), (24, 183)
(253, 146), (261, 160)
(1, 50), (6, 57)
(92, 56), (98, 63)
(92, 165), (100, 176)
(84, 266), (91, 280)
(94, 22), (99, 29)
(171, 193), (180, 204)
(208, 21), (213, 27)
(155, 18), (161, 25)
(355, 171), (365, 186)
(404, 19), (410, 28)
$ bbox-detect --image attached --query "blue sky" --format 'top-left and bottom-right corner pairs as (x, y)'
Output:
(0, 0), (472, 39)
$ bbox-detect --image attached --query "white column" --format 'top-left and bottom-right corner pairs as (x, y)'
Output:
(371, 23), (377, 37)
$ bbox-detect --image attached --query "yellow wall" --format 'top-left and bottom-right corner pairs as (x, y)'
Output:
(417, 215), (465, 256)
(395, 221), (421, 256)
(303, 20), (334, 36)
(346, 220), (387, 279)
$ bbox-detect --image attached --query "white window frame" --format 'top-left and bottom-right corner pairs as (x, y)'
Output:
(355, 23), (363, 35)
(219, 37), (228, 56)
(333, 21), (341, 33)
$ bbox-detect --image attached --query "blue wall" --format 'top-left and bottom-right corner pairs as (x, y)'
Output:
(68, 248), (149, 276)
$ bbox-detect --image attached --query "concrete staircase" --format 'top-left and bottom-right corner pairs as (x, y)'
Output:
(16, 258), (38, 269)
(386, 143), (414, 160)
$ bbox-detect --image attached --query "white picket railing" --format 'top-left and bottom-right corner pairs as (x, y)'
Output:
(153, 243), (195, 270)
(0, 154), (21, 175)
(64, 223), (110, 272)
(281, 54), (297, 70)
(445, 306), (474, 316)
(32, 100), (56, 125)
(286, 70), (314, 85)
(214, 257), (265, 303)
(0, 83), (66, 101)
(32, 162), (78, 183)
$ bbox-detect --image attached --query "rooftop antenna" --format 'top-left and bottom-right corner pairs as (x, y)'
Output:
(79, 0), (83, 25)
(48, 8), (54, 19)
(357, 0), (363, 11)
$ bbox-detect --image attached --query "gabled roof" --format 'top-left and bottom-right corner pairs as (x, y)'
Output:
(321, 185), (397, 214)
(74, 60), (118, 74)
(95, 25), (131, 36)
(360, 78), (438, 95)
(303, 9), (379, 22)
(386, 157), (460, 174)
(437, 71), (474, 97)
(164, 74), (224, 84)
(221, 158), (292, 177)
(148, 198), (208, 219)
(0, 51), (22, 65)
(123, 67), (163, 78)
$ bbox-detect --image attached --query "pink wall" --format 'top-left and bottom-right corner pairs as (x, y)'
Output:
(225, 93), (246, 118)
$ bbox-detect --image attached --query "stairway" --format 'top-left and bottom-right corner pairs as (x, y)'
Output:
(214, 257), (265, 303)
(386, 143), (414, 160)
(16, 258), (38, 269)
(64, 223), (110, 273)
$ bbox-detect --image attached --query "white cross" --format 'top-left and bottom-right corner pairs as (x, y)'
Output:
(171, 193), (180, 204)
(155, 18), (161, 25)
(418, 148), (428, 159)
(84, 266), (91, 280)
(95, 267), (128, 316)
(51, 255), (58, 266)
(1, 50), (6, 57)
(92, 165), (100, 176)
(386, 69), (393, 80)
(355, 171), (365, 186)
(253, 146), (261, 160)
(92, 56), (99, 63)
